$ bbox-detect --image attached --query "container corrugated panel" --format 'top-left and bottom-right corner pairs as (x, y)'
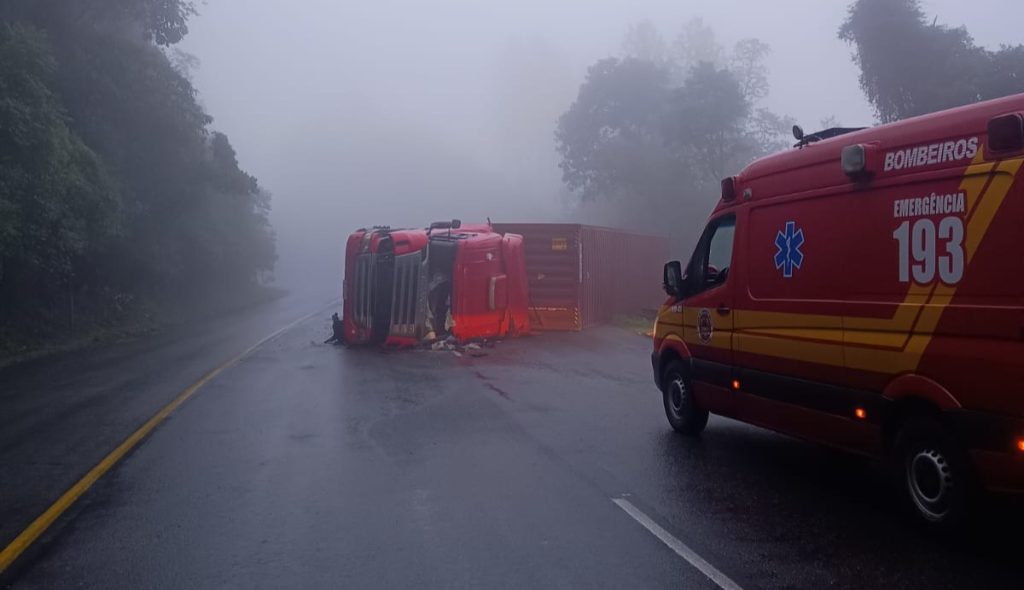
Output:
(493, 223), (669, 330)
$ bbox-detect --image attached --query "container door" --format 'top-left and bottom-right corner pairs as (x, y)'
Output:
(682, 214), (737, 393)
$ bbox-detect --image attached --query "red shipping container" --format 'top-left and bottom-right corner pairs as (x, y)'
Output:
(492, 224), (669, 330)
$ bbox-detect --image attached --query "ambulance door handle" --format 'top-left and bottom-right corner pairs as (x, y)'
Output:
(716, 304), (731, 316)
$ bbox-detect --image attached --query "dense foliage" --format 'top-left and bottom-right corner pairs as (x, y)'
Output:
(0, 1), (274, 351)
(840, 0), (1024, 123)
(556, 19), (792, 242)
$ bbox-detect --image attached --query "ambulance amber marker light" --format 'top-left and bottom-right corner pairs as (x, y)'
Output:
(1017, 439), (1024, 452)
(855, 408), (867, 420)
(731, 379), (741, 391)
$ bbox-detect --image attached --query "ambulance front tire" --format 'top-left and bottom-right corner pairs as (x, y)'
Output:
(661, 360), (709, 435)
(893, 417), (976, 531)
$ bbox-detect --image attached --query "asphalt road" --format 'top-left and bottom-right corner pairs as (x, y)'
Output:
(2, 295), (1023, 589)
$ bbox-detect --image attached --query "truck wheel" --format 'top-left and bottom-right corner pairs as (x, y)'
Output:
(893, 417), (975, 531)
(661, 360), (709, 435)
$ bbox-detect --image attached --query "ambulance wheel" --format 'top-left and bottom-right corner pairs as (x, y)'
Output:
(662, 360), (708, 436)
(893, 417), (975, 531)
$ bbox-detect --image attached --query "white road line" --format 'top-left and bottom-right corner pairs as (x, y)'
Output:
(612, 498), (744, 590)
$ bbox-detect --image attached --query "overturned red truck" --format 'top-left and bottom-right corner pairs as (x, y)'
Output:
(342, 221), (531, 346)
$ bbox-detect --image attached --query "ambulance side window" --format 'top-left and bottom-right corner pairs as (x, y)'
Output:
(690, 215), (736, 294)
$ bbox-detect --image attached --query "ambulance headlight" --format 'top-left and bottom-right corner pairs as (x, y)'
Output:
(841, 144), (868, 176)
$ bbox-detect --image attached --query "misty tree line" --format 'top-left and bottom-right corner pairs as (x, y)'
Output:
(0, 1), (274, 350)
(555, 17), (792, 244)
(556, 0), (1024, 247)
(840, 0), (1024, 123)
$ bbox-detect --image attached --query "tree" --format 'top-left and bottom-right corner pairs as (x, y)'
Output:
(666, 63), (752, 183)
(557, 22), (791, 241)
(0, 24), (117, 318)
(38, 2), (275, 292)
(555, 57), (765, 239)
(1, 0), (198, 46)
(840, 0), (1024, 122)
(750, 109), (798, 155)
(197, 132), (276, 282)
(730, 39), (772, 103)
(555, 58), (673, 204)
(672, 18), (723, 73)
(0, 1), (276, 351)
(980, 44), (1024, 102)
(622, 20), (669, 64)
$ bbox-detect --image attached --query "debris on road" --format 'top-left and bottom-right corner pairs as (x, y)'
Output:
(425, 337), (491, 357)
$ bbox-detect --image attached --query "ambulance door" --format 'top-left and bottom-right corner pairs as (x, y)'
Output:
(734, 194), (849, 444)
(682, 214), (737, 399)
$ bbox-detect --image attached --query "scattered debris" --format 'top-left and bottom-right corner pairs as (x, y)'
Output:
(424, 337), (493, 357)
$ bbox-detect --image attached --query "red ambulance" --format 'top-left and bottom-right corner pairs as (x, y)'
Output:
(652, 94), (1024, 528)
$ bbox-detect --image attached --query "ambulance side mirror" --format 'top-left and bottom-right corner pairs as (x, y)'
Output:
(663, 261), (684, 298)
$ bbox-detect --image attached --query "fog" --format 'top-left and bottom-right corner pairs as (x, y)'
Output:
(180, 0), (1017, 295)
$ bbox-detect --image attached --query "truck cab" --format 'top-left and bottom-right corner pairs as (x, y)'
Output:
(343, 221), (530, 346)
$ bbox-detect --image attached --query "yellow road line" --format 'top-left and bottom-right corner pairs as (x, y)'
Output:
(0, 301), (337, 574)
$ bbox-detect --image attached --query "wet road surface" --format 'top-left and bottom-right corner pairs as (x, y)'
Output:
(2, 297), (1023, 589)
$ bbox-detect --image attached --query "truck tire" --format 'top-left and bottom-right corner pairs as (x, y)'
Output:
(893, 416), (975, 531)
(661, 360), (709, 435)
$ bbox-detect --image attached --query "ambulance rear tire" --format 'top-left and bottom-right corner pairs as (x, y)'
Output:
(893, 417), (975, 531)
(662, 361), (708, 435)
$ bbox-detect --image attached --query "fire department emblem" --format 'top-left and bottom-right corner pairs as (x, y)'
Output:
(697, 308), (713, 344)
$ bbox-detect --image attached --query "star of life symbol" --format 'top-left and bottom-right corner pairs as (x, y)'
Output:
(774, 221), (805, 278)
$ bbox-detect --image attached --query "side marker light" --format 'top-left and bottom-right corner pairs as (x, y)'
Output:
(731, 379), (741, 391)
(841, 144), (868, 176)
(854, 408), (867, 420)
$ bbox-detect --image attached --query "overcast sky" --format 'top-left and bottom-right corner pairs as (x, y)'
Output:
(180, 0), (1021, 288)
